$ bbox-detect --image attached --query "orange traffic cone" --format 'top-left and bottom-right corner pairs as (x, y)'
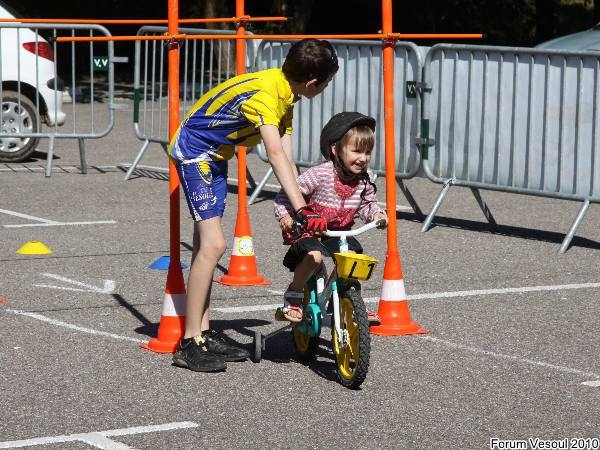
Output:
(370, 252), (427, 336)
(218, 212), (271, 286)
(140, 264), (186, 353)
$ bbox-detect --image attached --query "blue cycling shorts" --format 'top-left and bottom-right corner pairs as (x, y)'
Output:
(176, 159), (228, 221)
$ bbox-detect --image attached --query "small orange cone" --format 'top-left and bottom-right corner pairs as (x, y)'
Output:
(370, 253), (427, 336)
(218, 212), (270, 286)
(140, 264), (186, 353)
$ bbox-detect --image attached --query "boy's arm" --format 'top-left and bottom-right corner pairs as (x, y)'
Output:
(280, 133), (299, 177)
(261, 124), (306, 211)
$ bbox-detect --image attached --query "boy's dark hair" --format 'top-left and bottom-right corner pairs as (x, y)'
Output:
(282, 38), (339, 85)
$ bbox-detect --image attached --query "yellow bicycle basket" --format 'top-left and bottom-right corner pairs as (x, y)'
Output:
(334, 252), (379, 281)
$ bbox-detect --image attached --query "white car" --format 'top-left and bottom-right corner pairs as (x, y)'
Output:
(536, 23), (600, 51)
(0, 1), (66, 162)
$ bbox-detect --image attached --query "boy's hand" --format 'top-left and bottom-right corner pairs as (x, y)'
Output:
(295, 206), (327, 233)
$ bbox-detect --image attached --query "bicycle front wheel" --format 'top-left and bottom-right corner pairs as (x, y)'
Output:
(332, 289), (371, 389)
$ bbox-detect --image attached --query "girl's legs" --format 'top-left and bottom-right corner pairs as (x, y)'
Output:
(184, 216), (226, 339)
(282, 250), (323, 321)
(288, 250), (323, 291)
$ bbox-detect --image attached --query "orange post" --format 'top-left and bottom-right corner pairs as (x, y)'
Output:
(370, 0), (427, 336)
(140, 0), (186, 353)
(218, 0), (270, 287)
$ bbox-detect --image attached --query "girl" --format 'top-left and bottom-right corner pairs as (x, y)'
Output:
(273, 112), (388, 322)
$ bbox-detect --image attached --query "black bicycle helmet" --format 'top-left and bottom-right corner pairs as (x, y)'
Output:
(319, 111), (376, 160)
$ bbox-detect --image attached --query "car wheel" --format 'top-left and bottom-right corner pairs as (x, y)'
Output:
(0, 90), (40, 162)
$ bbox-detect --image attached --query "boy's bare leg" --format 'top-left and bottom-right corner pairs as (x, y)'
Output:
(184, 217), (226, 339)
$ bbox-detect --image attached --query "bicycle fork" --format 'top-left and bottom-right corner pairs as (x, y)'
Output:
(330, 279), (347, 347)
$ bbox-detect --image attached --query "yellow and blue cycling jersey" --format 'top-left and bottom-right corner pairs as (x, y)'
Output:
(169, 68), (296, 163)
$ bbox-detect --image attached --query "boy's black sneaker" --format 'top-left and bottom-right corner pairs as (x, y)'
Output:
(204, 329), (250, 362)
(172, 335), (226, 372)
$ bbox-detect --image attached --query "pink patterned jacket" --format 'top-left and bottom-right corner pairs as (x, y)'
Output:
(273, 161), (384, 231)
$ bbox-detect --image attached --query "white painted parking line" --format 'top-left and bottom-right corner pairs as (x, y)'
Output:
(215, 281), (600, 313)
(0, 421), (198, 449)
(0, 207), (116, 228)
(419, 335), (600, 385)
(406, 282), (600, 300)
(33, 273), (115, 294)
(0, 208), (59, 224)
(4, 220), (117, 228)
(0, 164), (119, 173)
(6, 310), (145, 344)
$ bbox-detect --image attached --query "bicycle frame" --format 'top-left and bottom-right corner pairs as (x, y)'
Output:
(252, 218), (385, 375)
(308, 219), (385, 344)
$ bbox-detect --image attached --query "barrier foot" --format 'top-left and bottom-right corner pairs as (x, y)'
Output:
(397, 178), (425, 221)
(248, 166), (274, 205)
(124, 139), (150, 180)
(78, 138), (87, 174)
(421, 178), (452, 232)
(471, 188), (496, 228)
(45, 136), (55, 178)
(560, 199), (590, 253)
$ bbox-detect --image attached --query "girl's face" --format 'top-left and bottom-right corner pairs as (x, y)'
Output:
(332, 136), (373, 175)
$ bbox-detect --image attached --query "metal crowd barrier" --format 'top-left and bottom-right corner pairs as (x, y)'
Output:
(248, 39), (424, 214)
(0, 22), (127, 176)
(126, 32), (600, 252)
(420, 44), (600, 252)
(126, 26), (258, 180)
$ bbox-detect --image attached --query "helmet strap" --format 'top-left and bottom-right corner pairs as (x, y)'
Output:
(332, 152), (360, 182)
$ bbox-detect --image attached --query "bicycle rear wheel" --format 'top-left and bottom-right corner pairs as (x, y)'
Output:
(332, 289), (371, 389)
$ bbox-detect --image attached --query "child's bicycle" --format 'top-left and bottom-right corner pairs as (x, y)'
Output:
(252, 219), (386, 389)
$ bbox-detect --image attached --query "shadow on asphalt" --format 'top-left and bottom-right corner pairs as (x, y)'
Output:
(396, 210), (600, 251)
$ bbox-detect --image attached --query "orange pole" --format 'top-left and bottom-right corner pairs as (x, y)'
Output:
(217, 0), (270, 287)
(236, 0), (249, 210)
(370, 0), (426, 336)
(167, 1), (181, 273)
(56, 33), (483, 43)
(382, 2), (400, 275)
(0, 16), (287, 24)
(140, 0), (187, 354)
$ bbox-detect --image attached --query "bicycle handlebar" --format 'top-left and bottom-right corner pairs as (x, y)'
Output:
(323, 219), (387, 238)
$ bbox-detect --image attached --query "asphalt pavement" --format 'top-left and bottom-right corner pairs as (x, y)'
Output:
(2, 100), (600, 449)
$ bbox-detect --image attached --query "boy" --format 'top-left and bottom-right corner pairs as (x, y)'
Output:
(169, 38), (339, 372)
